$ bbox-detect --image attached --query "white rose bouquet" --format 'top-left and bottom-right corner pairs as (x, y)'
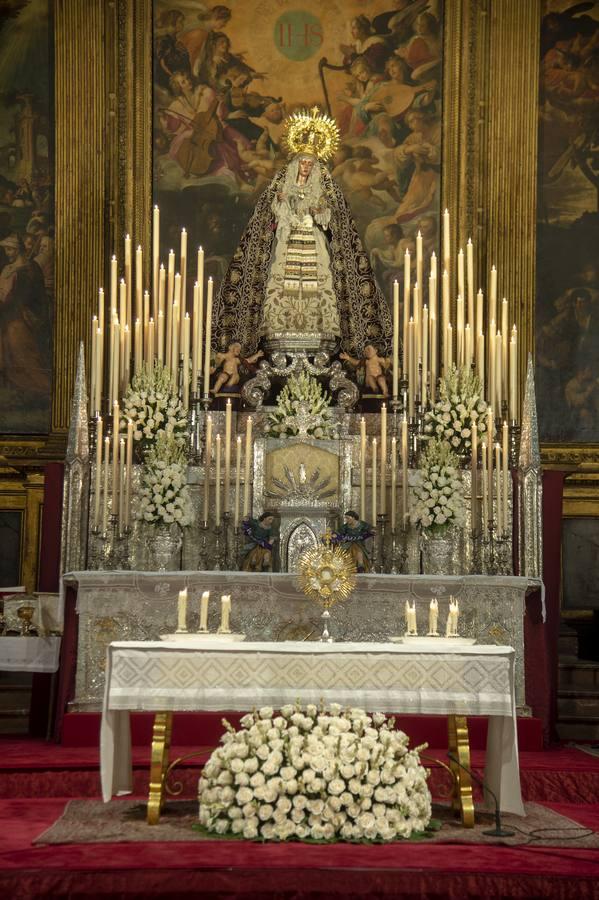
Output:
(137, 432), (193, 527)
(411, 438), (466, 533)
(122, 362), (187, 452)
(422, 365), (488, 456)
(197, 702), (432, 843)
(268, 373), (336, 439)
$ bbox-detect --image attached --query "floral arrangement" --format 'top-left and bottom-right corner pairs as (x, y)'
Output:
(137, 432), (193, 527)
(268, 373), (336, 439)
(197, 702), (432, 843)
(422, 365), (488, 456)
(122, 362), (187, 450)
(411, 438), (466, 533)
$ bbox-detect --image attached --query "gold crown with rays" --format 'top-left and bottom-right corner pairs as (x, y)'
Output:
(298, 532), (356, 610)
(281, 106), (340, 162)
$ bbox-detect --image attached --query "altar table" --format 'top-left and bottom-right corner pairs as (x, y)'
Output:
(101, 639), (524, 826)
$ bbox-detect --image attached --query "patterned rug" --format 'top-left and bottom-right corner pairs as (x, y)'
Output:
(34, 799), (599, 848)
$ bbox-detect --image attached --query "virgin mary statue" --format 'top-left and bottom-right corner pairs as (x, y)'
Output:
(212, 107), (392, 358)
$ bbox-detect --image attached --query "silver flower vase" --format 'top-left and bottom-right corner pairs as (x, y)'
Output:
(420, 526), (462, 576)
(146, 523), (183, 572)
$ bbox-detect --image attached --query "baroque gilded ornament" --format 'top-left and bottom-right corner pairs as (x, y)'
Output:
(298, 534), (356, 609)
(281, 106), (340, 162)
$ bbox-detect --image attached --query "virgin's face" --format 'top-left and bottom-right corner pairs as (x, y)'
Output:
(298, 157), (314, 178)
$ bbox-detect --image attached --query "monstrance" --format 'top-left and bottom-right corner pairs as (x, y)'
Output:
(297, 533), (356, 642)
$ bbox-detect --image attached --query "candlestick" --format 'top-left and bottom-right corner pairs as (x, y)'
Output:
(379, 404), (387, 515)
(234, 435), (242, 528)
(392, 279), (399, 399)
(102, 436), (110, 533)
(218, 594), (231, 633)
(125, 418), (133, 529)
(470, 418), (478, 532)
(481, 441), (488, 527)
(182, 313), (190, 409)
(401, 415), (408, 530)
(112, 401), (120, 522)
(203, 278), (213, 398)
(224, 399), (232, 512)
(203, 415), (213, 523)
(93, 415), (103, 528)
(403, 249), (410, 377)
(118, 437), (125, 523)
(495, 443), (502, 535)
(390, 435), (397, 531)
(215, 433), (221, 525)
(360, 416), (366, 521)
(198, 590), (209, 632)
(502, 420), (509, 537)
(243, 416), (252, 517)
(177, 588), (188, 633)
(371, 437), (377, 524)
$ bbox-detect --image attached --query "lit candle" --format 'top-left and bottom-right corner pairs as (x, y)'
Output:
(90, 315), (98, 414)
(501, 298), (509, 401)
(234, 435), (242, 528)
(495, 443), (502, 535)
(158, 264), (165, 362)
(203, 415), (212, 523)
(403, 248), (410, 377)
(112, 401), (120, 521)
(218, 594), (231, 634)
(466, 238), (474, 329)
(401, 415), (408, 529)
(379, 404), (387, 515)
(98, 286), (105, 335)
(135, 244), (143, 328)
(509, 329), (518, 421)
(470, 417), (478, 534)
(392, 279), (399, 399)
(430, 250), (437, 280)
(148, 318), (155, 366)
(167, 249), (175, 305)
(416, 229), (423, 299)
(457, 247), (465, 303)
(196, 264), (204, 394)
(125, 418), (133, 529)
(215, 433), (221, 525)
(442, 208), (450, 275)
(481, 441), (488, 527)
(502, 420), (509, 537)
(203, 277), (213, 398)
(489, 264), (497, 327)
(102, 436), (110, 533)
(371, 437), (377, 524)
(224, 399), (232, 513)
(177, 588), (188, 633)
(93, 415), (103, 528)
(179, 227), (187, 346)
(421, 304), (428, 407)
(192, 282), (200, 395)
(407, 317), (415, 416)
(243, 415), (252, 517)
(390, 435), (397, 531)
(172, 274), (181, 378)
(182, 313), (190, 409)
(198, 590), (209, 632)
(152, 205), (160, 312)
(413, 282), (421, 361)
(360, 416), (366, 521)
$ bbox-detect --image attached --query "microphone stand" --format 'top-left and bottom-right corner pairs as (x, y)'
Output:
(446, 752), (515, 837)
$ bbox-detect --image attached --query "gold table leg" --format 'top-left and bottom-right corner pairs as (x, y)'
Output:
(447, 714), (475, 828)
(147, 711), (173, 825)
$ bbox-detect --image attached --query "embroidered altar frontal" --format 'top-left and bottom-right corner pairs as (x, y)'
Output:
(64, 571), (538, 711)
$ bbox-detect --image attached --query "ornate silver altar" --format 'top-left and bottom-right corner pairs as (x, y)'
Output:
(65, 569), (539, 712)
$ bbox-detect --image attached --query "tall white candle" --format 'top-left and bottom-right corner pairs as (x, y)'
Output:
(442, 208), (450, 275)
(501, 298), (509, 401)
(215, 433), (221, 525)
(466, 238), (474, 328)
(421, 305), (428, 407)
(179, 227), (187, 346)
(416, 229), (423, 299)
(371, 437), (377, 524)
(379, 404), (387, 515)
(182, 313), (190, 409)
(203, 278), (213, 398)
(198, 591), (209, 632)
(218, 594), (231, 633)
(177, 588), (188, 633)
(224, 399), (232, 513)
(457, 247), (465, 303)
(489, 264), (497, 327)
(93, 415), (103, 528)
(152, 205), (160, 313)
(158, 264), (165, 362)
(234, 435), (242, 528)
(392, 279), (399, 399)
(403, 248), (410, 377)
(509, 332), (518, 421)
(135, 244), (143, 330)
(360, 416), (366, 521)
(390, 435), (397, 531)
(243, 416), (252, 517)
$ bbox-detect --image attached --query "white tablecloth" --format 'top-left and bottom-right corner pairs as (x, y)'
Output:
(0, 636), (61, 673)
(101, 640), (524, 815)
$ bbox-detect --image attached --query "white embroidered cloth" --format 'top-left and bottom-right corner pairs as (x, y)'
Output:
(101, 640), (524, 815)
(0, 636), (61, 673)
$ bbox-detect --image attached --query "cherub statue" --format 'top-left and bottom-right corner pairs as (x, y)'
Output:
(331, 509), (374, 573)
(211, 342), (264, 394)
(340, 344), (391, 396)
